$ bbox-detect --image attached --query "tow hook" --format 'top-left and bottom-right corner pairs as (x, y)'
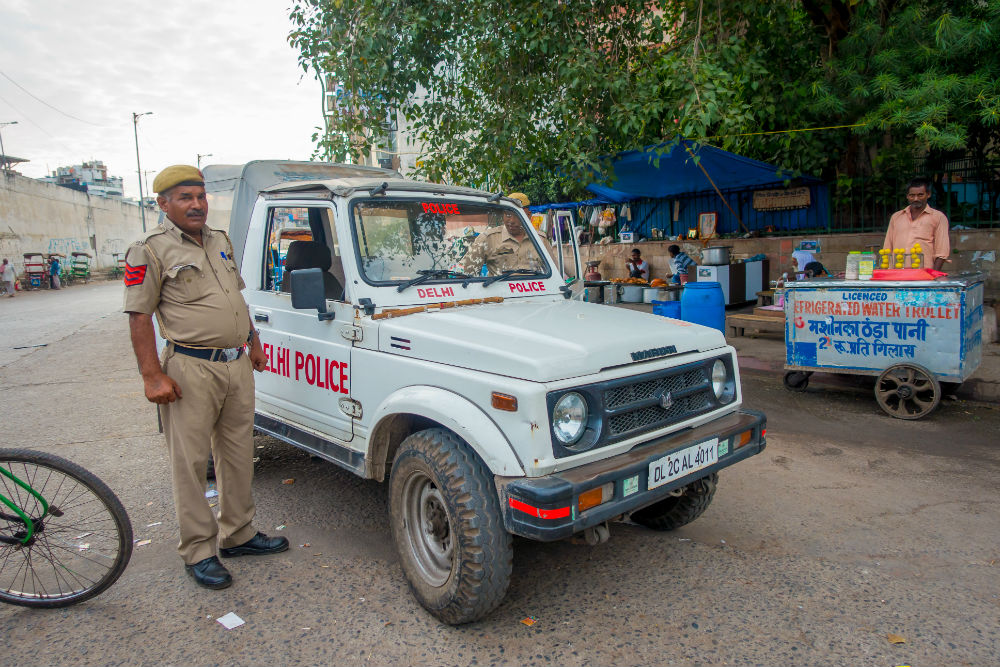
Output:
(578, 522), (610, 546)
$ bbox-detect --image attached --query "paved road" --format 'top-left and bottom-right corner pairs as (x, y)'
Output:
(0, 280), (123, 369)
(2, 282), (999, 666)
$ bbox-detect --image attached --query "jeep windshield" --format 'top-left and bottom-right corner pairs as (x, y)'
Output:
(351, 199), (554, 285)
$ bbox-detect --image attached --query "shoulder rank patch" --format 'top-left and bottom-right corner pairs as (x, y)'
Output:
(124, 262), (147, 286)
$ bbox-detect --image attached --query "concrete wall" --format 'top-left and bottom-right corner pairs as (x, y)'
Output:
(570, 229), (1000, 294)
(0, 171), (148, 279)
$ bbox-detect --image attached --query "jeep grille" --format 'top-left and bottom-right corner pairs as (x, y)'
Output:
(604, 369), (704, 410)
(604, 368), (712, 437)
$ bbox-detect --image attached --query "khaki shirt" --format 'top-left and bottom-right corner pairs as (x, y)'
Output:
(460, 225), (554, 276)
(122, 219), (250, 349)
(883, 204), (951, 265)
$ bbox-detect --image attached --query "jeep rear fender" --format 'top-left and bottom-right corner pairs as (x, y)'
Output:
(366, 386), (524, 479)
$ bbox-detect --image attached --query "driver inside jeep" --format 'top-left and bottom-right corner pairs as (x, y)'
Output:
(459, 211), (554, 276)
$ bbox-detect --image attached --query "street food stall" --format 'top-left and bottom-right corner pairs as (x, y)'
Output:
(782, 272), (985, 419)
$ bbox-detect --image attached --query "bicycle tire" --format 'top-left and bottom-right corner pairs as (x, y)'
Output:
(0, 448), (133, 608)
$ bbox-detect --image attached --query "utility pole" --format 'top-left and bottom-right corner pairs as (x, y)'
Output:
(143, 170), (154, 201)
(0, 121), (18, 172)
(197, 153), (213, 169)
(132, 112), (153, 232)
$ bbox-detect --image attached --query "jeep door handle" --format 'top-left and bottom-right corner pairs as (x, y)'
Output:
(254, 313), (269, 323)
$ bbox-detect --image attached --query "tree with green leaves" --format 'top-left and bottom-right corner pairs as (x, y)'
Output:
(289, 0), (1000, 204)
(818, 1), (1000, 169)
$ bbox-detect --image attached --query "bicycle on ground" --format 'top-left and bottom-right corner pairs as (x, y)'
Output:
(0, 449), (133, 607)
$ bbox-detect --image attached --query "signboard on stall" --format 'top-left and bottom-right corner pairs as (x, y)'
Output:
(753, 187), (811, 210)
(784, 282), (984, 382)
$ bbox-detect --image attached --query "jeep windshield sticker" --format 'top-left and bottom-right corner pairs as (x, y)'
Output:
(509, 281), (546, 294)
(261, 342), (349, 393)
(630, 345), (678, 362)
(421, 202), (461, 215)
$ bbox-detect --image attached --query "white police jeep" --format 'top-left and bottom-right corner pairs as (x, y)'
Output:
(212, 161), (766, 624)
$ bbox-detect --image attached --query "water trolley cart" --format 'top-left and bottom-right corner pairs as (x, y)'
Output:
(782, 274), (985, 420)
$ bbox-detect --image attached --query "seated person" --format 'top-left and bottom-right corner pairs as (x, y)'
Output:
(667, 244), (695, 284)
(803, 261), (830, 278)
(626, 248), (649, 280)
(791, 249), (816, 280)
(460, 211), (553, 276)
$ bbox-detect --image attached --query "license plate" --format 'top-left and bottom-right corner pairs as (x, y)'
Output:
(648, 438), (718, 490)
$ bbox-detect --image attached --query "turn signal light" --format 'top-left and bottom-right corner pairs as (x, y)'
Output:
(491, 392), (518, 412)
(578, 482), (614, 513)
(736, 430), (753, 448)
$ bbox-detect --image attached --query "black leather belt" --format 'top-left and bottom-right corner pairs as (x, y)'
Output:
(173, 344), (244, 362)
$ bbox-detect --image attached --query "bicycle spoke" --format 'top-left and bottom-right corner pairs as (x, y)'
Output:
(0, 451), (132, 607)
(33, 536), (98, 596)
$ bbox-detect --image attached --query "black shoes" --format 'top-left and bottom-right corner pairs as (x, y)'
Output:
(185, 534), (288, 589)
(185, 556), (232, 590)
(219, 532), (289, 558)
(186, 533), (287, 589)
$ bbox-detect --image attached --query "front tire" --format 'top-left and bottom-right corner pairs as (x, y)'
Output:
(388, 428), (512, 625)
(630, 473), (718, 531)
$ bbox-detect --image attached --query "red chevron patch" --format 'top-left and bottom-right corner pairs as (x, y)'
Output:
(124, 262), (147, 287)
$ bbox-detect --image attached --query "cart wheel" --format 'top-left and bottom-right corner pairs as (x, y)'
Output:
(875, 364), (941, 420)
(783, 371), (810, 392)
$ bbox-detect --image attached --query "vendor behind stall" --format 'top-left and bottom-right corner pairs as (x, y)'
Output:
(626, 248), (649, 280)
(883, 176), (951, 270)
(667, 245), (695, 284)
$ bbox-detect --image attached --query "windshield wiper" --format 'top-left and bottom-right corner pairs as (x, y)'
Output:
(482, 268), (545, 288)
(396, 269), (473, 293)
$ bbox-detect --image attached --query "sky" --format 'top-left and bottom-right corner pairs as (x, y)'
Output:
(0, 0), (321, 198)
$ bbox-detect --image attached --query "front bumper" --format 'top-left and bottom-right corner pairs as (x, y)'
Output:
(495, 408), (766, 541)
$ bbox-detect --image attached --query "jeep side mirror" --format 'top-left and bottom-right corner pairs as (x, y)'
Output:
(290, 268), (335, 321)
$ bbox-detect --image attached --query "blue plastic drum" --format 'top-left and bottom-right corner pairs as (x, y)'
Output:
(681, 282), (725, 333)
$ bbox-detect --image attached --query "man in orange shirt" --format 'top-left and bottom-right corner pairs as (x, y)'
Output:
(883, 177), (951, 270)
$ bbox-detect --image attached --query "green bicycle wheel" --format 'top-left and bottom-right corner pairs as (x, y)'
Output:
(0, 449), (133, 608)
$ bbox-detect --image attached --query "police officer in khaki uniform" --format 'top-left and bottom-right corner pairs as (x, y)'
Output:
(459, 193), (554, 275)
(124, 165), (287, 590)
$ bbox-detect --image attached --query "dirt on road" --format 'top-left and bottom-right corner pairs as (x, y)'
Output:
(2, 283), (998, 666)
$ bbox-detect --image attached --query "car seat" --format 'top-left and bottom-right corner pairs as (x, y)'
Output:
(281, 241), (343, 300)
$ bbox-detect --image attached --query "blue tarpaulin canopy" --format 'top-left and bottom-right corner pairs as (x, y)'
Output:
(527, 198), (613, 213)
(584, 140), (820, 203)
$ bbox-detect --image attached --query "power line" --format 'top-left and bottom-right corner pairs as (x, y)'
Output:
(701, 123), (865, 141)
(0, 70), (105, 127)
(0, 93), (85, 160)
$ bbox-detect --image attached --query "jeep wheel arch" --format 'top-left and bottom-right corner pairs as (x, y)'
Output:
(366, 386), (524, 481)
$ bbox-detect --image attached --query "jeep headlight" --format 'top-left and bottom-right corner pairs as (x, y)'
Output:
(552, 392), (588, 444)
(712, 359), (734, 403)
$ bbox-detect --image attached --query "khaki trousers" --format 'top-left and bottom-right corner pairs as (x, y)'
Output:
(161, 347), (257, 564)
